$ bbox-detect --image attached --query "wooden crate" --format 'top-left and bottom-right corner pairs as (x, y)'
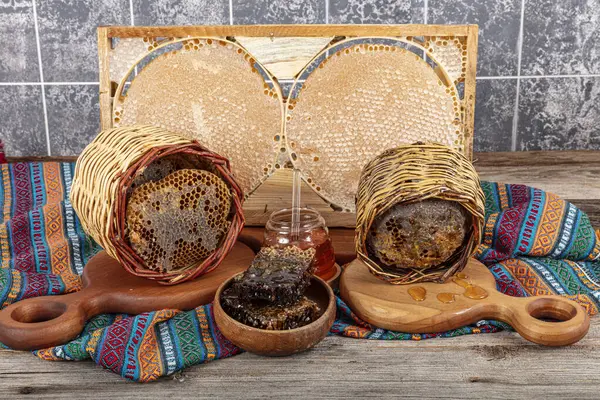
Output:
(98, 24), (478, 227)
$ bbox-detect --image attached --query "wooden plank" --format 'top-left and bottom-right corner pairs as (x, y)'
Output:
(104, 24), (473, 39)
(235, 37), (333, 80)
(10, 151), (595, 166)
(97, 27), (112, 130)
(1, 319), (599, 397)
(474, 150), (600, 166)
(571, 199), (600, 227)
(463, 25), (479, 160)
(244, 158), (600, 227)
(476, 164), (600, 200)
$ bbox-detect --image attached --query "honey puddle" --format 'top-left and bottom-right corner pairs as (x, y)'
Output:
(452, 274), (489, 300)
(408, 273), (489, 304)
(408, 286), (427, 301)
(437, 293), (456, 303)
(452, 276), (470, 288)
(464, 285), (488, 299)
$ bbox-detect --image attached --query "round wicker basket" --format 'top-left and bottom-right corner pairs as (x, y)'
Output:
(70, 125), (245, 285)
(355, 143), (485, 284)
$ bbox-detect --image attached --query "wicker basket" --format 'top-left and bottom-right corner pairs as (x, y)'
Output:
(70, 125), (245, 285)
(355, 143), (485, 284)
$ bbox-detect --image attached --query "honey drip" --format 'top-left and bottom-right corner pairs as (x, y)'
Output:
(452, 276), (470, 288)
(437, 293), (457, 303)
(464, 285), (488, 300)
(452, 275), (488, 300)
(408, 286), (427, 302)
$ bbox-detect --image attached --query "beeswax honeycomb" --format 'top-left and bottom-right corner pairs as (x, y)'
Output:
(126, 168), (232, 272)
(366, 199), (469, 270)
(285, 40), (462, 212)
(113, 38), (283, 196)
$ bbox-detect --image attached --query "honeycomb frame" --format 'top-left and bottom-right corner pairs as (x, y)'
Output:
(98, 25), (478, 217)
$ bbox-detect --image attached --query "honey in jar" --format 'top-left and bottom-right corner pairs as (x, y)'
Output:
(263, 208), (336, 280)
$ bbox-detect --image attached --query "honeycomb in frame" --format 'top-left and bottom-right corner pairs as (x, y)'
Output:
(285, 38), (462, 212)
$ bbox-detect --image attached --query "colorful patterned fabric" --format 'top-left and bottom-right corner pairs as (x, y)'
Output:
(1, 162), (599, 381)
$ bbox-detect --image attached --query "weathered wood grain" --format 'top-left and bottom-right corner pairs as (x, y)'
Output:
(244, 153), (600, 227)
(9, 150), (596, 166)
(235, 37), (333, 80)
(477, 164), (600, 201)
(474, 150), (600, 166)
(572, 200), (600, 227)
(1, 320), (600, 398)
(104, 24), (473, 39)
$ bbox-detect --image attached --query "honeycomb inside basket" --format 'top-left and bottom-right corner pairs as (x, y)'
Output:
(365, 199), (470, 270)
(125, 163), (232, 273)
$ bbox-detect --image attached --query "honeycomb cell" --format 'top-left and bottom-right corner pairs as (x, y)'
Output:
(424, 36), (466, 86)
(126, 168), (232, 273)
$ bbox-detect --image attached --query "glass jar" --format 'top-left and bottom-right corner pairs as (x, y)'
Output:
(264, 208), (336, 280)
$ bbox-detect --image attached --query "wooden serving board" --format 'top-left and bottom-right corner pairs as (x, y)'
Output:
(0, 242), (254, 351)
(340, 258), (590, 346)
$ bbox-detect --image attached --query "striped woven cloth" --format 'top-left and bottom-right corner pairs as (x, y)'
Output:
(1, 162), (599, 381)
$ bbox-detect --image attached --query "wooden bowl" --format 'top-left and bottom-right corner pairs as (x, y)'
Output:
(213, 274), (336, 356)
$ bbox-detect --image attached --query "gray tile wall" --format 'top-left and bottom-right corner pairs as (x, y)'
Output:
(1, 0), (598, 156)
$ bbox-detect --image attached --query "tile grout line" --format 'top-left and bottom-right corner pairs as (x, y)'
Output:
(31, 0), (51, 156)
(128, 0), (134, 25)
(129, 0), (138, 76)
(423, 0), (428, 57)
(511, 0), (526, 152)
(0, 82), (100, 86)
(229, 0), (233, 25)
(478, 74), (600, 80)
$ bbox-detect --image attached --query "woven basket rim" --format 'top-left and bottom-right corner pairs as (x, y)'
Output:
(112, 142), (245, 285)
(355, 143), (485, 285)
(71, 126), (245, 285)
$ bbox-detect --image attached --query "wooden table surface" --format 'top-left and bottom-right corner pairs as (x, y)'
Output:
(2, 150), (600, 399)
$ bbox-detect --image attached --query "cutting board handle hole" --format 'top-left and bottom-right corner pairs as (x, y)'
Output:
(527, 298), (577, 323)
(11, 301), (67, 324)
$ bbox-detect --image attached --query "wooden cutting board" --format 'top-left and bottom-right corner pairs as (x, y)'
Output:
(340, 258), (590, 346)
(0, 241), (254, 351)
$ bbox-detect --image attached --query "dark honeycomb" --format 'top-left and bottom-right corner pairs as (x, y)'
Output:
(130, 154), (215, 191)
(231, 246), (316, 305)
(126, 168), (232, 273)
(221, 288), (320, 330)
(366, 199), (469, 270)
